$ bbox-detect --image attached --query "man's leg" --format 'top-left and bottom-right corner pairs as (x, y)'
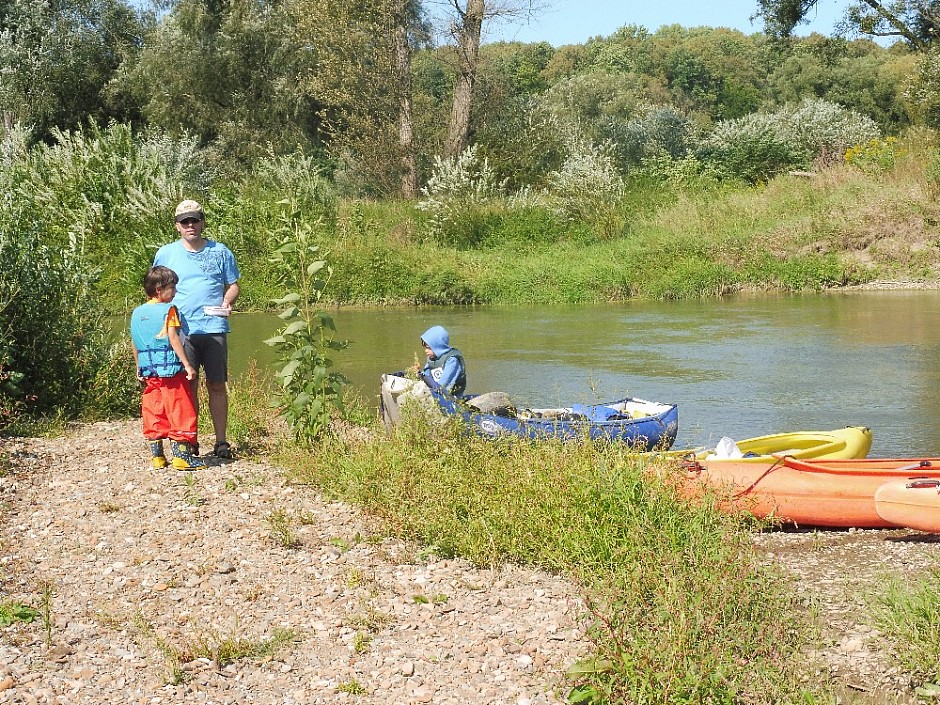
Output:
(206, 380), (228, 445)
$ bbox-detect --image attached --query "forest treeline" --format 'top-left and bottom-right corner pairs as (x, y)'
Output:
(1, 0), (938, 192)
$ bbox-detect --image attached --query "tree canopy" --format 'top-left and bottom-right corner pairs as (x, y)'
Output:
(756, 0), (940, 47)
(0, 0), (930, 195)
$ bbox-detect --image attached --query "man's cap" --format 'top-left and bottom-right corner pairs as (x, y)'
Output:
(174, 199), (204, 222)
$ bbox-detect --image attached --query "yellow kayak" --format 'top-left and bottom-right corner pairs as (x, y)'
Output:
(657, 426), (872, 462)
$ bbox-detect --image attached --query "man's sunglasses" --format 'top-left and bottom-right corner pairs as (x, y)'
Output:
(179, 217), (202, 225)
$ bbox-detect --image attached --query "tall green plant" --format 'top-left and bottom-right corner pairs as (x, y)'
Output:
(264, 203), (348, 442)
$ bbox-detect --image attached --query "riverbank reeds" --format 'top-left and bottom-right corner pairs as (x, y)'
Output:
(280, 412), (824, 703)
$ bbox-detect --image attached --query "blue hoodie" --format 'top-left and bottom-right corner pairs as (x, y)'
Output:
(420, 325), (466, 396)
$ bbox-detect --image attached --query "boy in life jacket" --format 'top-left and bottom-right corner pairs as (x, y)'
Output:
(418, 325), (466, 396)
(130, 266), (206, 470)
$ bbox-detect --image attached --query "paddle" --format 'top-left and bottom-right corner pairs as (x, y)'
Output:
(894, 460), (932, 474)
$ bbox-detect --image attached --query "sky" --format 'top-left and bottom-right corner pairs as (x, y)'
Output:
(485, 0), (846, 46)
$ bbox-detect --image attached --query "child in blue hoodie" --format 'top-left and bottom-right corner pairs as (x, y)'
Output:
(418, 325), (466, 396)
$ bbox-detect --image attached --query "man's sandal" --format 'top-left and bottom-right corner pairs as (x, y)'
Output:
(213, 441), (234, 459)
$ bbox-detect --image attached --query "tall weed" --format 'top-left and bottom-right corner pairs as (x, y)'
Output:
(418, 146), (506, 248)
(264, 202), (348, 443)
(699, 98), (880, 183)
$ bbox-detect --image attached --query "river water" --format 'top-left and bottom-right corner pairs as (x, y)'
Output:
(226, 290), (940, 458)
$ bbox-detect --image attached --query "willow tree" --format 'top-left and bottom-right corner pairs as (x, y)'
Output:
(434, 0), (544, 158)
(284, 0), (428, 197)
(0, 0), (146, 141)
(120, 0), (320, 167)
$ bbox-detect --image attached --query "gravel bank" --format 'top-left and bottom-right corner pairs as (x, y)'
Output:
(2, 420), (940, 704)
(0, 420), (589, 704)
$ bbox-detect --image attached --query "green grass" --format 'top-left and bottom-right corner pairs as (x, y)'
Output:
(871, 567), (940, 693)
(279, 411), (824, 704)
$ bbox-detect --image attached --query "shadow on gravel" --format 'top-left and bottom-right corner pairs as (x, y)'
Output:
(888, 533), (940, 544)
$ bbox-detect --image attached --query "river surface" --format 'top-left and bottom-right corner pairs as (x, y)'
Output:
(225, 290), (940, 458)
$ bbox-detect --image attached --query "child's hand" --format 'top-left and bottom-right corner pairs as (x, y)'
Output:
(185, 366), (196, 380)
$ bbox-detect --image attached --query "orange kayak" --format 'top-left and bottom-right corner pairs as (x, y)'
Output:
(874, 478), (940, 532)
(686, 456), (940, 528)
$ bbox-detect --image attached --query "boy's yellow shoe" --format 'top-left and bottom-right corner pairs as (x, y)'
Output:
(149, 440), (168, 470)
(171, 441), (206, 470)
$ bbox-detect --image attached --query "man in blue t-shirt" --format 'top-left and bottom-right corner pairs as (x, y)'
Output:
(153, 199), (241, 459)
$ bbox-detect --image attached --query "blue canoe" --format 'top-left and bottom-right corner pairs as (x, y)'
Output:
(430, 389), (679, 448)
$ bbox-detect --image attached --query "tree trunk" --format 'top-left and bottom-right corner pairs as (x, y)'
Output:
(394, 6), (418, 199)
(444, 0), (484, 159)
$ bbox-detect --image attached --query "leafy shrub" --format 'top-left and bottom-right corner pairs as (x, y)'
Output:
(1, 122), (206, 306)
(0, 121), (213, 423)
(265, 202), (347, 443)
(698, 99), (880, 183)
(781, 98), (880, 156)
(0, 227), (106, 418)
(697, 112), (807, 183)
(417, 146), (506, 248)
(545, 139), (626, 237)
(603, 106), (693, 171)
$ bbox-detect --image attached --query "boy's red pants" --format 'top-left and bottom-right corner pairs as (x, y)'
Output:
(141, 372), (198, 444)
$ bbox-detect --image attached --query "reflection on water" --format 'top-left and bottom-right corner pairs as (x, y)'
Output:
(228, 290), (940, 457)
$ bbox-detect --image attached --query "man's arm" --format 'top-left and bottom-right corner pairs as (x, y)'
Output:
(221, 281), (240, 311)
